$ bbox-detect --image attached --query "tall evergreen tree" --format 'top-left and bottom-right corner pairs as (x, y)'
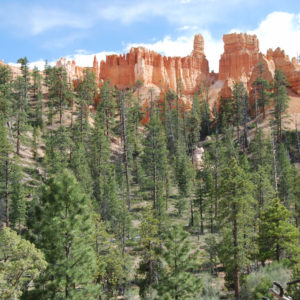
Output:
(98, 79), (116, 137)
(142, 111), (168, 210)
(0, 115), (13, 226)
(156, 225), (202, 299)
(77, 69), (97, 141)
(258, 198), (300, 265)
(252, 62), (271, 119)
(0, 64), (12, 119)
(31, 170), (99, 299)
(137, 207), (161, 299)
(48, 67), (68, 125)
(10, 162), (26, 233)
(273, 69), (289, 141)
(218, 158), (255, 300)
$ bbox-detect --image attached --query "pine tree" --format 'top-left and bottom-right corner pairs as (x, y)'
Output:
(142, 111), (168, 210)
(258, 198), (300, 264)
(175, 144), (195, 223)
(0, 227), (47, 299)
(12, 75), (28, 155)
(48, 66), (68, 125)
(156, 225), (202, 299)
(31, 67), (44, 129)
(252, 62), (271, 119)
(89, 102), (111, 210)
(273, 69), (289, 141)
(218, 158), (255, 300)
(188, 92), (201, 160)
(31, 170), (99, 299)
(199, 84), (211, 139)
(277, 143), (293, 208)
(127, 94), (143, 185)
(93, 214), (129, 299)
(44, 125), (71, 174)
(10, 162), (26, 233)
(77, 69), (97, 141)
(0, 115), (13, 226)
(98, 79), (116, 137)
(118, 90), (131, 209)
(137, 207), (161, 299)
(0, 64), (12, 119)
(164, 89), (177, 153)
(232, 82), (245, 142)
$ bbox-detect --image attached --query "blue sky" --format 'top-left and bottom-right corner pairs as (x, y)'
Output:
(1, 0), (300, 71)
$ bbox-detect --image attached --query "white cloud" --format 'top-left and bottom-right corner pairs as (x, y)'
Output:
(177, 25), (198, 31)
(248, 12), (300, 59)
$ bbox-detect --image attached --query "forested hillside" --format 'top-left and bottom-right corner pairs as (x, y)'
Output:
(1, 57), (300, 300)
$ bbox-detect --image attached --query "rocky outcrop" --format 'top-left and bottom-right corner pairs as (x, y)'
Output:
(266, 48), (300, 94)
(100, 34), (209, 94)
(56, 58), (84, 80)
(92, 55), (100, 82)
(219, 33), (260, 83)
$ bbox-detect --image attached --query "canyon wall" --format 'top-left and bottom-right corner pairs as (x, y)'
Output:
(217, 33), (300, 108)
(54, 32), (300, 102)
(219, 33), (260, 83)
(100, 34), (209, 94)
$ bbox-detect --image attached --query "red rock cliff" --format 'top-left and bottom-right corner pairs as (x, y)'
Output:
(219, 33), (260, 82)
(100, 34), (209, 94)
(266, 48), (300, 94)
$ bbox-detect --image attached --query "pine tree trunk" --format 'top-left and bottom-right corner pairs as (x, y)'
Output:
(199, 197), (204, 235)
(214, 131), (219, 219)
(121, 92), (131, 210)
(59, 92), (63, 124)
(233, 205), (240, 300)
(254, 89), (258, 132)
(5, 159), (9, 227)
(190, 198), (194, 226)
(271, 131), (278, 193)
(17, 119), (20, 156)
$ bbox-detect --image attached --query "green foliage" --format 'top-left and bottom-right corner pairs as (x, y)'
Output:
(252, 62), (271, 118)
(0, 64), (12, 118)
(142, 111), (168, 211)
(137, 207), (161, 299)
(30, 170), (99, 299)
(0, 227), (47, 299)
(258, 198), (300, 264)
(98, 79), (116, 137)
(10, 162), (26, 233)
(273, 69), (289, 140)
(156, 225), (202, 299)
(48, 66), (69, 124)
(241, 262), (291, 300)
(218, 158), (256, 294)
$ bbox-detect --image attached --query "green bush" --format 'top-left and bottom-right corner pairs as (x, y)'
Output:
(241, 262), (291, 300)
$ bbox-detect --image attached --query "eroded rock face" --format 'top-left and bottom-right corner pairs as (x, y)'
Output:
(100, 34), (209, 94)
(266, 48), (300, 94)
(56, 58), (84, 80)
(219, 33), (260, 83)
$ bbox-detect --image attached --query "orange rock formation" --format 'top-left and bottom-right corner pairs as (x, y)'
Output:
(219, 33), (260, 83)
(56, 58), (84, 80)
(100, 34), (209, 94)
